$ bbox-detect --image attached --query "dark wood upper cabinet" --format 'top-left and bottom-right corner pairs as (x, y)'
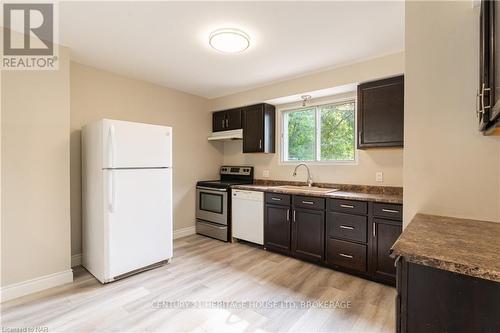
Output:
(212, 111), (226, 132)
(357, 75), (404, 148)
(478, 0), (500, 134)
(242, 103), (275, 153)
(225, 108), (242, 130)
(212, 108), (242, 132)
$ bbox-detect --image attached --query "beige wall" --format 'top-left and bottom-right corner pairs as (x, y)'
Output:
(70, 63), (223, 256)
(404, 1), (500, 225)
(211, 53), (405, 187)
(1, 47), (71, 286)
(210, 52), (404, 110)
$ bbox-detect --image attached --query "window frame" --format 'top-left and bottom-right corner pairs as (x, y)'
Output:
(279, 95), (358, 165)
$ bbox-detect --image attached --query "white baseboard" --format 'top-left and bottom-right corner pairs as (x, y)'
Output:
(71, 253), (82, 267)
(1, 269), (73, 302)
(173, 226), (196, 239)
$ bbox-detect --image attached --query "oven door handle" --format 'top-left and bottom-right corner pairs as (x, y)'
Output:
(196, 186), (228, 192)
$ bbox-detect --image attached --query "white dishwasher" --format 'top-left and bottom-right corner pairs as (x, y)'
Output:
(232, 190), (264, 245)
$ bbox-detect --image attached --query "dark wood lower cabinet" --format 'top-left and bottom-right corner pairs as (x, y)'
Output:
(371, 218), (402, 284)
(326, 238), (367, 272)
(292, 208), (325, 262)
(327, 211), (367, 243)
(396, 258), (500, 333)
(264, 194), (402, 286)
(264, 204), (291, 254)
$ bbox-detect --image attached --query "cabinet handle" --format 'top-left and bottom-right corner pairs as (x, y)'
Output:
(286, 209), (290, 221)
(259, 139), (262, 149)
(293, 210), (296, 222)
(358, 130), (362, 144)
(225, 118), (229, 128)
(339, 253), (354, 259)
(340, 204), (354, 209)
(478, 83), (492, 117)
(373, 222), (376, 237)
(382, 208), (399, 214)
(271, 197), (281, 201)
(301, 200), (314, 205)
(340, 225), (354, 230)
(394, 255), (402, 268)
(221, 119), (225, 129)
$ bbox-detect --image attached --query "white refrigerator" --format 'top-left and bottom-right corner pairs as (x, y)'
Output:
(82, 119), (172, 283)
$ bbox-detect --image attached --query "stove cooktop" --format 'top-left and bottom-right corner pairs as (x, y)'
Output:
(196, 180), (252, 189)
(197, 166), (254, 189)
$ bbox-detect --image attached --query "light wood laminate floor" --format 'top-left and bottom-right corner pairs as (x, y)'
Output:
(1, 235), (396, 332)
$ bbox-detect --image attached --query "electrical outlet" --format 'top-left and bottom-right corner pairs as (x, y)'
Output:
(376, 171), (383, 182)
(262, 169), (270, 178)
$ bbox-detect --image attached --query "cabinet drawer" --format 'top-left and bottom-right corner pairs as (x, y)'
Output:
(329, 199), (367, 215)
(326, 239), (367, 272)
(327, 212), (367, 243)
(293, 195), (325, 210)
(373, 203), (402, 220)
(265, 193), (291, 206)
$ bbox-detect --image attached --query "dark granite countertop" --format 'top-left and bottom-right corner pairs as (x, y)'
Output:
(231, 179), (403, 204)
(391, 213), (500, 282)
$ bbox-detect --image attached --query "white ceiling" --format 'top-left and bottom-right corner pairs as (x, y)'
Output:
(60, 1), (404, 99)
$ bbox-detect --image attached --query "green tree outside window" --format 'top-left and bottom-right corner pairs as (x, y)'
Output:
(284, 101), (355, 162)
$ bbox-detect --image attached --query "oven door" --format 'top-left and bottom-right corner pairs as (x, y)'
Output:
(196, 186), (228, 225)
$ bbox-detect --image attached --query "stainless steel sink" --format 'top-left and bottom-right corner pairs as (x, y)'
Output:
(272, 185), (339, 194)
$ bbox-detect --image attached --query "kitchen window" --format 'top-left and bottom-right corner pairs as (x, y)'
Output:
(281, 100), (356, 163)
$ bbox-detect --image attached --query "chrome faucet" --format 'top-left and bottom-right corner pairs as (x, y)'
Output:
(293, 163), (313, 187)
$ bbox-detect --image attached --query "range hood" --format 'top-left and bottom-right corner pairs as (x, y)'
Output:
(208, 129), (243, 141)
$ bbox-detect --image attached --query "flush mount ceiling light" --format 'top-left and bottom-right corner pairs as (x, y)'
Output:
(209, 28), (250, 53)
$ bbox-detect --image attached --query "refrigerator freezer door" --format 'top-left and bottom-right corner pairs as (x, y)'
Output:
(102, 119), (172, 169)
(105, 168), (172, 279)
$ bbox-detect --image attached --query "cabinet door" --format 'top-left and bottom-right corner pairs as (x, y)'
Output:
(358, 75), (404, 148)
(371, 218), (402, 284)
(243, 104), (264, 152)
(405, 262), (500, 333)
(225, 108), (242, 130)
(292, 208), (325, 262)
(213, 111), (227, 132)
(264, 204), (291, 253)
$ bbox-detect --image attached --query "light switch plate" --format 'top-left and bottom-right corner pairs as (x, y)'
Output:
(262, 169), (270, 178)
(376, 171), (383, 182)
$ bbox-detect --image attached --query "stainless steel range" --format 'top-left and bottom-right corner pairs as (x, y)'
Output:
(196, 166), (254, 241)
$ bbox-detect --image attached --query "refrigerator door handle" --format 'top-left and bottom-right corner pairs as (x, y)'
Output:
(108, 124), (115, 168)
(108, 170), (116, 212)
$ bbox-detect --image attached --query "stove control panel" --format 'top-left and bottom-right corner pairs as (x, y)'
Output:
(220, 166), (253, 176)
